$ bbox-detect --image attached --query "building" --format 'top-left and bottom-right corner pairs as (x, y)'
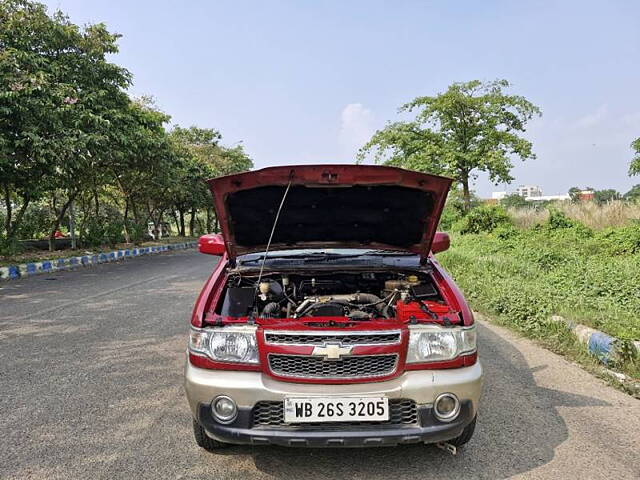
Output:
(524, 194), (570, 202)
(578, 190), (595, 201)
(491, 191), (507, 200)
(515, 185), (542, 198)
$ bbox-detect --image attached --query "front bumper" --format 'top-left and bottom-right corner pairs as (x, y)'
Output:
(184, 359), (483, 447)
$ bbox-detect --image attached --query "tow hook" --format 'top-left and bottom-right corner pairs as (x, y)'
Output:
(435, 442), (457, 455)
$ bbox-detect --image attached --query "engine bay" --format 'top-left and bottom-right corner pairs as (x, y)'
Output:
(216, 270), (454, 322)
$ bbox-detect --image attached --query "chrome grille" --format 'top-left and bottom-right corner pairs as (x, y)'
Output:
(252, 399), (418, 429)
(268, 354), (397, 379)
(265, 331), (401, 345)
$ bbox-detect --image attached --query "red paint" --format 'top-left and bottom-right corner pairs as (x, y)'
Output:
(189, 353), (261, 371)
(189, 246), (477, 380)
(395, 300), (456, 323)
(405, 352), (478, 371)
(198, 233), (225, 255)
(206, 164), (451, 263)
(188, 165), (478, 381)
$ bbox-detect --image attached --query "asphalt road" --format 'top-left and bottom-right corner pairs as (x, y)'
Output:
(1, 250), (638, 480)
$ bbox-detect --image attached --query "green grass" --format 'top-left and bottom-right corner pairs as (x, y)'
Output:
(438, 227), (640, 381)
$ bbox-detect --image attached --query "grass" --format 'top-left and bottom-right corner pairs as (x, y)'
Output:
(508, 200), (640, 230)
(439, 228), (640, 382)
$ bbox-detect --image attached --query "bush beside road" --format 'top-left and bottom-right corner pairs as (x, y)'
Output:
(439, 208), (640, 385)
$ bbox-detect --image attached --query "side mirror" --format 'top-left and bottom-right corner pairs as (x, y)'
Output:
(432, 232), (450, 254)
(199, 234), (225, 256)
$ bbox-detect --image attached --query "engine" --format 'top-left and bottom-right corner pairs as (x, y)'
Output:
(217, 271), (442, 320)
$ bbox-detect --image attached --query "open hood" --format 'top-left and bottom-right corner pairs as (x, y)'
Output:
(207, 165), (452, 262)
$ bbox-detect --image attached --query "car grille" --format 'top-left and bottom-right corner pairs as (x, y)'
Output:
(264, 331), (401, 345)
(268, 354), (397, 379)
(252, 399), (418, 429)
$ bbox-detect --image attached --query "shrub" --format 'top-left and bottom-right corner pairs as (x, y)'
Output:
(596, 223), (640, 256)
(455, 205), (511, 234)
(547, 208), (576, 229)
(14, 203), (53, 239)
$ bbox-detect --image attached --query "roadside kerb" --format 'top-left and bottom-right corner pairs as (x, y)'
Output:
(0, 241), (197, 281)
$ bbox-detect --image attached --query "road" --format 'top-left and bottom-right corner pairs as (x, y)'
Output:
(1, 250), (638, 480)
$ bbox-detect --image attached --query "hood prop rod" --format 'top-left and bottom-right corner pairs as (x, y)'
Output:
(251, 177), (293, 320)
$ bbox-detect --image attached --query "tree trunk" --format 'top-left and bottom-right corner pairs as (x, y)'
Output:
(189, 207), (197, 237)
(155, 208), (166, 239)
(179, 209), (185, 237)
(171, 209), (180, 234)
(3, 182), (12, 236)
(461, 172), (471, 212)
(4, 188), (31, 240)
(48, 192), (77, 252)
(94, 189), (100, 217)
(11, 195), (31, 239)
(122, 200), (131, 244)
(206, 207), (212, 233)
(214, 215), (219, 233)
(131, 200), (140, 225)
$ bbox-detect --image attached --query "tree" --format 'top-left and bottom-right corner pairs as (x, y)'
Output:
(0, 0), (132, 249)
(630, 138), (640, 176)
(623, 184), (640, 202)
(169, 126), (253, 235)
(594, 189), (621, 204)
(500, 193), (529, 209)
(357, 80), (541, 210)
(568, 186), (582, 202)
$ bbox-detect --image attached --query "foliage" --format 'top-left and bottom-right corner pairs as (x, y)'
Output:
(439, 187), (481, 231)
(0, 0), (132, 247)
(624, 184), (640, 202)
(439, 222), (640, 343)
(453, 205), (511, 234)
(500, 193), (529, 209)
(357, 79), (541, 210)
(0, 1), (253, 254)
(630, 137), (640, 176)
(568, 186), (583, 202)
(594, 189), (621, 204)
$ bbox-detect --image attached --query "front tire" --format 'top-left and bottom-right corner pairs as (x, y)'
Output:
(449, 415), (476, 447)
(192, 419), (231, 451)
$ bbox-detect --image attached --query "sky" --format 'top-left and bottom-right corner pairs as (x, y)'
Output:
(43, 0), (640, 197)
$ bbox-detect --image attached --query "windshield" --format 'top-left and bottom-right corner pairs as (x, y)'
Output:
(237, 248), (419, 266)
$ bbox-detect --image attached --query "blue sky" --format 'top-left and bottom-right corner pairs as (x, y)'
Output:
(44, 0), (640, 196)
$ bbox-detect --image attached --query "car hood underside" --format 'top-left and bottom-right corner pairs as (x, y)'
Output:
(207, 165), (452, 262)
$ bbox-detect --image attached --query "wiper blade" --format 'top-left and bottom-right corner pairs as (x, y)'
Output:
(240, 250), (416, 265)
(240, 252), (339, 264)
(365, 250), (416, 256)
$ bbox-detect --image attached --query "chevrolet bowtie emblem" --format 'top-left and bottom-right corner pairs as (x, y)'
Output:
(312, 343), (353, 360)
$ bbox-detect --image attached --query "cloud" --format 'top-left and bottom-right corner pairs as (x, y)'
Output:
(573, 104), (608, 129)
(338, 103), (376, 158)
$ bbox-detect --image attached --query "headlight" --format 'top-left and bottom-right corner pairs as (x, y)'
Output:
(407, 324), (476, 363)
(189, 326), (259, 364)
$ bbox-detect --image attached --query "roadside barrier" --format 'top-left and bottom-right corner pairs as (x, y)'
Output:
(0, 241), (197, 281)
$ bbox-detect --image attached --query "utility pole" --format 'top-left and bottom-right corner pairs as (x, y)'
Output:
(69, 200), (77, 249)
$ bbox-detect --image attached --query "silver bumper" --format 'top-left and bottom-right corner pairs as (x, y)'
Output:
(184, 357), (483, 417)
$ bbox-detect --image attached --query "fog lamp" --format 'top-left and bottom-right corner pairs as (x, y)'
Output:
(211, 395), (237, 423)
(433, 393), (460, 422)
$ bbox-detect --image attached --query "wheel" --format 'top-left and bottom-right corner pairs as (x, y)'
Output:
(192, 419), (231, 451)
(449, 415), (476, 447)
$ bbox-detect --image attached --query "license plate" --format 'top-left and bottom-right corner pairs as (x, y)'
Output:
(283, 396), (389, 423)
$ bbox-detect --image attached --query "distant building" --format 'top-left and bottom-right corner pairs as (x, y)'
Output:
(524, 194), (570, 202)
(491, 191), (507, 200)
(515, 185), (542, 198)
(578, 190), (595, 201)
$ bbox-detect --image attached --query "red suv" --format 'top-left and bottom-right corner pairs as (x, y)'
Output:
(184, 165), (482, 451)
